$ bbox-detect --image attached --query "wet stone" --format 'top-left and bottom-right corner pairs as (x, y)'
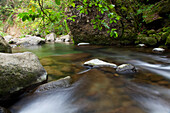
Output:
(152, 48), (165, 54)
(84, 59), (117, 68)
(116, 64), (136, 74)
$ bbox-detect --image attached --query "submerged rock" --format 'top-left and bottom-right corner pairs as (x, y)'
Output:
(116, 64), (136, 74)
(78, 43), (90, 46)
(45, 33), (56, 42)
(152, 48), (165, 53)
(0, 36), (12, 53)
(0, 52), (47, 103)
(16, 35), (45, 46)
(84, 59), (117, 68)
(35, 76), (71, 93)
(0, 106), (11, 113)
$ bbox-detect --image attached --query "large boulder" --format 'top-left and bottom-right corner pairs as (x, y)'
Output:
(136, 36), (157, 46)
(16, 35), (45, 46)
(45, 33), (56, 42)
(0, 36), (12, 53)
(0, 52), (47, 104)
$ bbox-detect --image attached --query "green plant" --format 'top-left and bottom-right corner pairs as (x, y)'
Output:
(18, 0), (121, 38)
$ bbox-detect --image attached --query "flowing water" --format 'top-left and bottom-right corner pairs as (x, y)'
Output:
(10, 44), (170, 113)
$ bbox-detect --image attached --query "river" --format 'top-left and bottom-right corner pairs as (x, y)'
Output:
(10, 43), (170, 113)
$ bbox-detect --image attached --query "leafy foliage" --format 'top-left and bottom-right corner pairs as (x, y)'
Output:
(17, 0), (121, 38)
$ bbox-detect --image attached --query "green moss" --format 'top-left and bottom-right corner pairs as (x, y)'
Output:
(165, 34), (170, 46)
(137, 36), (157, 46)
(0, 65), (39, 96)
(147, 29), (156, 34)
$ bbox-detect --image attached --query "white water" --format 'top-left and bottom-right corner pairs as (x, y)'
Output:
(130, 60), (170, 79)
(127, 83), (170, 113)
(13, 89), (79, 113)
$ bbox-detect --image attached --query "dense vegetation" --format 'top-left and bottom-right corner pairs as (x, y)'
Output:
(0, 0), (170, 46)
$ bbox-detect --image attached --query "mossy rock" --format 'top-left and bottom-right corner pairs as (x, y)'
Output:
(0, 52), (47, 103)
(165, 34), (170, 46)
(137, 36), (157, 46)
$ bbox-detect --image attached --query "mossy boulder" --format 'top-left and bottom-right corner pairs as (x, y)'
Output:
(137, 36), (157, 46)
(0, 52), (47, 104)
(165, 34), (170, 46)
(0, 36), (12, 53)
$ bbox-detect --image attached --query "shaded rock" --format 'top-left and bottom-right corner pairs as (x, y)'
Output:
(45, 33), (56, 42)
(35, 76), (71, 93)
(4, 35), (13, 43)
(84, 59), (117, 68)
(152, 48), (165, 53)
(0, 52), (47, 103)
(0, 36), (12, 53)
(0, 106), (11, 113)
(116, 64), (136, 74)
(16, 36), (45, 46)
(77, 43), (90, 46)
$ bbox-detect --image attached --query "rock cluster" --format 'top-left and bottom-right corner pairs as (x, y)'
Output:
(84, 59), (136, 74)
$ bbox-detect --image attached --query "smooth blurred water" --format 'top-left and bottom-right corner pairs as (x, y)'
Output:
(11, 44), (170, 113)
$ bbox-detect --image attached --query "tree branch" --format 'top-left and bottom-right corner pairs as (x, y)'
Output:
(37, 0), (53, 22)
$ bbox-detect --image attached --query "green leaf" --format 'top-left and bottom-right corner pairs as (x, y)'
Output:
(98, 4), (102, 8)
(114, 31), (118, 38)
(109, 4), (115, 9)
(71, 3), (75, 7)
(94, 25), (97, 29)
(55, 0), (60, 5)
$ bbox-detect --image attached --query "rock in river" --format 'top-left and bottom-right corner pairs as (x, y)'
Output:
(0, 36), (12, 53)
(35, 76), (71, 93)
(0, 52), (47, 104)
(116, 64), (136, 74)
(152, 48), (165, 53)
(16, 35), (45, 46)
(45, 33), (56, 42)
(77, 42), (90, 46)
(55, 35), (72, 43)
(84, 59), (117, 68)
